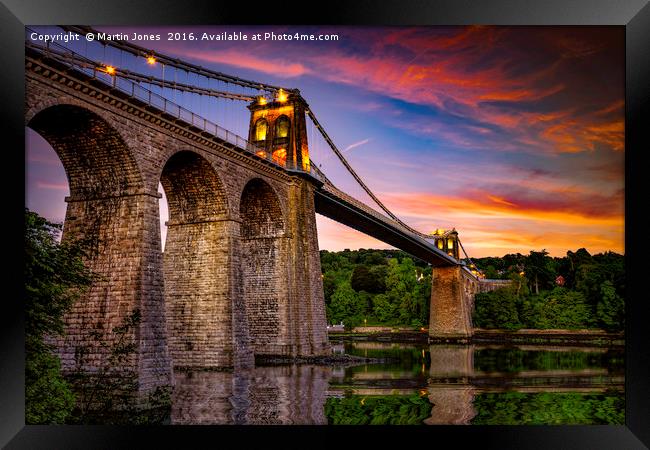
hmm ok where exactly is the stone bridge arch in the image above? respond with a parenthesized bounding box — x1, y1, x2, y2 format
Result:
(27, 103, 171, 392)
(28, 103, 144, 199)
(160, 150, 252, 369)
(26, 59, 330, 392)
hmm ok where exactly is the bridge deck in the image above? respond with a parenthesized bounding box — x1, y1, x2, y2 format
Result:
(315, 182, 458, 267)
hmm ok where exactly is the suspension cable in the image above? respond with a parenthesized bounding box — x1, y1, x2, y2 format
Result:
(304, 103, 427, 238)
(457, 238, 483, 274)
(60, 25, 292, 93)
(116, 69, 256, 101)
(26, 41, 256, 102)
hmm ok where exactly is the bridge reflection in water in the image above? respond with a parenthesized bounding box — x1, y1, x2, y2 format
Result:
(169, 342, 624, 425)
(172, 366, 331, 425)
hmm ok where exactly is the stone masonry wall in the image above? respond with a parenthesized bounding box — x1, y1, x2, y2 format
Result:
(240, 178, 290, 355)
(429, 266, 471, 338)
(430, 265, 513, 339)
(285, 179, 330, 356)
(26, 59, 330, 389)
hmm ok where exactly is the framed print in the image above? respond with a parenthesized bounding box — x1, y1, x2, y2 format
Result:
(2, 0, 649, 448)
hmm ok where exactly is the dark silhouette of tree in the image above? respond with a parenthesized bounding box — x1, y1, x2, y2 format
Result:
(524, 250, 555, 294)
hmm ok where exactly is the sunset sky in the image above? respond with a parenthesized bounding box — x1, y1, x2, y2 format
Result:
(25, 26, 625, 258)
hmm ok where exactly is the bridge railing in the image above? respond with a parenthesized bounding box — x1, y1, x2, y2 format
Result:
(320, 181, 460, 265)
(25, 32, 321, 180)
(321, 181, 439, 248)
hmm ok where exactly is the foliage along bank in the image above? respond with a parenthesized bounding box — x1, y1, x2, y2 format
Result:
(320, 248, 625, 332)
(321, 249, 431, 329)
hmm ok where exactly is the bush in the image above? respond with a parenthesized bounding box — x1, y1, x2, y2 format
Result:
(520, 287, 592, 329)
(25, 209, 95, 424)
(596, 281, 624, 331)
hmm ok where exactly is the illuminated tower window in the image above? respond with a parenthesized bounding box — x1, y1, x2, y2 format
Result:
(254, 118, 268, 141)
(437, 240, 444, 250)
(275, 115, 290, 139)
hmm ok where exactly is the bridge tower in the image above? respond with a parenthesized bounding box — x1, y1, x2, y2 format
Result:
(244, 90, 330, 358)
(430, 228, 460, 259)
(428, 229, 473, 341)
(248, 89, 310, 172)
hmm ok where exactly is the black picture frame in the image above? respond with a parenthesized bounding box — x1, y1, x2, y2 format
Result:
(2, 0, 648, 448)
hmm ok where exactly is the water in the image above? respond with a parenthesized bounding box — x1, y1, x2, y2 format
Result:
(170, 342, 624, 425)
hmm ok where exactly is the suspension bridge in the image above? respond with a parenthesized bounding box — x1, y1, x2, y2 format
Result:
(25, 26, 507, 394)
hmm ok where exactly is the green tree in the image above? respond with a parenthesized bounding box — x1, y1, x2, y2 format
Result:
(369, 265, 388, 293)
(524, 250, 555, 294)
(414, 270, 431, 326)
(508, 272, 530, 298)
(327, 281, 364, 328)
(473, 287, 522, 330)
(68, 309, 171, 424)
(564, 248, 594, 288)
(320, 250, 352, 272)
(521, 287, 592, 329)
(25, 209, 96, 424)
(384, 258, 418, 324)
(350, 265, 375, 293)
(571, 251, 624, 325)
(484, 265, 500, 279)
(502, 253, 526, 275)
(596, 280, 624, 331)
(372, 293, 397, 323)
(362, 251, 387, 266)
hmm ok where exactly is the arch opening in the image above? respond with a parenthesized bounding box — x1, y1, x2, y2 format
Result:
(25, 103, 168, 381)
(274, 115, 290, 140)
(28, 104, 143, 200)
(160, 151, 227, 224)
(25, 127, 69, 238)
(160, 150, 235, 368)
(272, 115, 291, 166)
(254, 118, 268, 143)
(240, 178, 284, 238)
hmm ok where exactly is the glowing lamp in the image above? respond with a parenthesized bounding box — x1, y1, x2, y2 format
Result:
(104, 65, 116, 75)
(146, 55, 157, 65)
(258, 96, 267, 105)
(276, 89, 288, 102)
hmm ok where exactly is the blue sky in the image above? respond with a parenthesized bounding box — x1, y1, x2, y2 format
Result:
(26, 25, 625, 257)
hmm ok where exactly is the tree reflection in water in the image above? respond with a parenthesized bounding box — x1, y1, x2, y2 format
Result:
(170, 342, 624, 425)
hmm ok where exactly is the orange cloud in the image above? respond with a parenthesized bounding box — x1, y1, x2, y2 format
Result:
(185, 50, 309, 78)
(369, 189, 623, 257)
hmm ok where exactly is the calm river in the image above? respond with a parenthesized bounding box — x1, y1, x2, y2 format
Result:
(170, 341, 624, 425)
